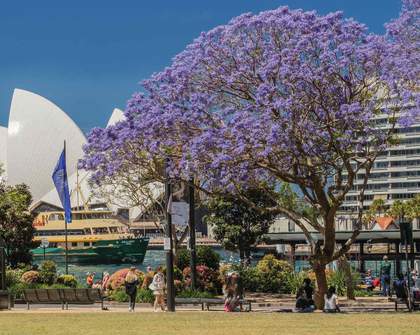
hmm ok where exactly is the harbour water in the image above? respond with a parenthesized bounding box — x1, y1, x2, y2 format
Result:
(47, 249, 242, 283)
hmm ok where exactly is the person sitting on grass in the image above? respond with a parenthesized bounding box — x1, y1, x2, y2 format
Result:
(323, 286, 340, 313)
(295, 287, 312, 312)
(302, 278, 315, 308)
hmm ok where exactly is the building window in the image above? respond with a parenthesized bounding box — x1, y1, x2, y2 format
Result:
(71, 242, 78, 247)
(288, 220, 295, 232)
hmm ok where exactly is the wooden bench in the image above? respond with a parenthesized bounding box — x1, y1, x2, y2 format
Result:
(389, 296, 420, 311)
(175, 298, 205, 310)
(202, 298, 253, 311)
(23, 288, 105, 310)
(174, 297, 253, 311)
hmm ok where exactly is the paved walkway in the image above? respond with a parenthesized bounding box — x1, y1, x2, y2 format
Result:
(2, 295, 409, 314)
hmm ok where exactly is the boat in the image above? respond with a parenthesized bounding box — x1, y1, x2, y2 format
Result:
(31, 210, 149, 264)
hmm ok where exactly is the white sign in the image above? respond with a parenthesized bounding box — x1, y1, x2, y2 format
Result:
(41, 238, 49, 248)
(163, 238, 171, 251)
(171, 201, 189, 227)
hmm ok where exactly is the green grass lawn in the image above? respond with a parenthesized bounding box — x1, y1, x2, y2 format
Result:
(0, 312, 419, 335)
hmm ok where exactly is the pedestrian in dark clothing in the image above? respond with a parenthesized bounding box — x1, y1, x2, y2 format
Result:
(303, 278, 315, 307)
(393, 273, 410, 310)
(124, 267, 139, 312)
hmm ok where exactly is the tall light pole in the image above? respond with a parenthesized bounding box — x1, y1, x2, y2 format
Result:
(188, 178, 197, 290)
(165, 160, 175, 312)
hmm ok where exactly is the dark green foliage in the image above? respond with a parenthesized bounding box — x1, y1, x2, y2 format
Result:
(182, 265, 222, 294)
(162, 265, 183, 281)
(0, 183, 36, 267)
(204, 187, 277, 263)
(176, 246, 220, 270)
(39, 260, 57, 285)
(110, 288, 155, 304)
(136, 288, 155, 303)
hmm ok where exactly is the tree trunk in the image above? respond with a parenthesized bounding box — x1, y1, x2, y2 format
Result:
(337, 255, 355, 300)
(313, 262, 327, 310)
(244, 248, 251, 267)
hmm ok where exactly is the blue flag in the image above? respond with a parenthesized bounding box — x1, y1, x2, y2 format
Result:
(52, 148, 72, 223)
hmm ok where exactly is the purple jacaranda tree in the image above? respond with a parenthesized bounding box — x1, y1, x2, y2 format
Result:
(81, 5, 419, 303)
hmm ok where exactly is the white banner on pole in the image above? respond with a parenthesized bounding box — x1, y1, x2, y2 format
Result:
(170, 201, 189, 227)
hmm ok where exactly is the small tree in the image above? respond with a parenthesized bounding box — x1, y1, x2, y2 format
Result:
(406, 194, 420, 229)
(363, 199, 387, 229)
(0, 183, 36, 267)
(205, 187, 277, 265)
(387, 200, 409, 224)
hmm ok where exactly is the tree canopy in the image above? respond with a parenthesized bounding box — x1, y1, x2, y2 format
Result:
(205, 186, 277, 264)
(0, 182, 36, 267)
(80, 3, 419, 299)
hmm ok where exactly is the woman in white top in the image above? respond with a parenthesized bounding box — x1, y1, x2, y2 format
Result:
(149, 266, 165, 312)
(323, 286, 340, 313)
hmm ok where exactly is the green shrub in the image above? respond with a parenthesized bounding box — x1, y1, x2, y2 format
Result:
(176, 246, 220, 270)
(231, 265, 260, 292)
(254, 255, 293, 293)
(183, 265, 222, 294)
(57, 274, 78, 288)
(39, 261, 57, 285)
(283, 271, 310, 295)
(109, 288, 155, 304)
(176, 289, 215, 299)
(6, 268, 25, 287)
(162, 266, 183, 281)
(354, 289, 375, 297)
(109, 289, 128, 302)
(136, 288, 154, 303)
(7, 282, 29, 299)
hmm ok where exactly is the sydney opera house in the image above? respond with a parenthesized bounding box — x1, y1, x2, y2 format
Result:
(0, 88, 128, 216)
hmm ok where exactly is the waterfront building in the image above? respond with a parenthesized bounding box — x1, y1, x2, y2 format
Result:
(337, 113, 420, 230)
(266, 114, 420, 275)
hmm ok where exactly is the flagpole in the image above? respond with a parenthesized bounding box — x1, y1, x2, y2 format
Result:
(165, 158, 175, 312)
(64, 140, 69, 275)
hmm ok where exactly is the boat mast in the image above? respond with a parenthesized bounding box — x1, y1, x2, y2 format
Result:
(76, 165, 80, 211)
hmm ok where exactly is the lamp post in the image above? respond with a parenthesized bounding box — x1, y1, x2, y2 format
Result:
(189, 178, 197, 290)
(0, 238, 5, 291)
(164, 160, 175, 312)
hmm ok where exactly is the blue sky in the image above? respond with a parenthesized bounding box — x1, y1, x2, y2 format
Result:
(0, 0, 402, 133)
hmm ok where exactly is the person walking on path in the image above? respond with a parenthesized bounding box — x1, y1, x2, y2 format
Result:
(149, 266, 165, 312)
(124, 267, 139, 312)
(380, 256, 392, 296)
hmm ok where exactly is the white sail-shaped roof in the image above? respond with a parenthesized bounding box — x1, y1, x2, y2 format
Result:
(37, 107, 125, 209)
(0, 126, 7, 177)
(7, 89, 87, 201)
(107, 108, 125, 127)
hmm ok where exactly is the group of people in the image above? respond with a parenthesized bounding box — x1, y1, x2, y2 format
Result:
(125, 266, 166, 312)
(364, 256, 419, 299)
(295, 278, 340, 313)
(86, 266, 166, 312)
